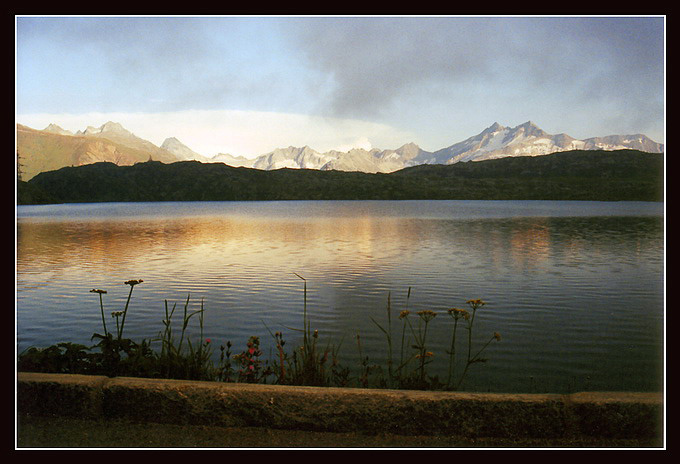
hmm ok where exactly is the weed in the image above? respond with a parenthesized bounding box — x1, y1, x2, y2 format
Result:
(18, 278, 502, 392)
(445, 299, 502, 391)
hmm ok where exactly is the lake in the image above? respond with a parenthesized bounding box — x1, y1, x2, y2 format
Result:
(16, 200, 665, 393)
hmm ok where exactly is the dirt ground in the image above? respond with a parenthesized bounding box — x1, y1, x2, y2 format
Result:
(15, 413, 663, 449)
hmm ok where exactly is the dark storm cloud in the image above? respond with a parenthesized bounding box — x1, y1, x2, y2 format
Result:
(284, 17, 506, 117)
(283, 16, 665, 120)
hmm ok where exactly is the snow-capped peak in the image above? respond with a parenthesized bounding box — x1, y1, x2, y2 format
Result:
(428, 121, 662, 165)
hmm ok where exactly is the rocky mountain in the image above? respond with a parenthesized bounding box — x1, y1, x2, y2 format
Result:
(74, 121, 179, 163)
(160, 137, 210, 162)
(211, 152, 256, 168)
(16, 123, 179, 181)
(413, 121, 664, 165)
(251, 146, 333, 170)
(580, 134, 664, 152)
(206, 143, 428, 173)
(208, 142, 433, 174)
(207, 121, 662, 171)
(43, 123, 74, 136)
(16, 120, 663, 181)
(321, 142, 427, 173)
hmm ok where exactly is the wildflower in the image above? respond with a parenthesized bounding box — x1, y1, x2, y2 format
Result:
(313, 329, 319, 339)
(416, 351, 434, 359)
(124, 279, 144, 287)
(111, 311, 124, 317)
(205, 338, 211, 344)
(90, 289, 107, 294)
(398, 310, 410, 320)
(274, 332, 286, 347)
(466, 299, 486, 309)
(494, 332, 502, 342)
(416, 310, 437, 322)
(447, 307, 470, 320)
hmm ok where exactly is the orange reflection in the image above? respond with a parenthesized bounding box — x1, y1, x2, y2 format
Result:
(508, 219, 551, 269)
(16, 214, 434, 281)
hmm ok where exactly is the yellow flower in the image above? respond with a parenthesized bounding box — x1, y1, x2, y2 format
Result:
(466, 299, 486, 309)
(494, 332, 502, 341)
(416, 310, 437, 322)
(398, 310, 410, 320)
(416, 351, 434, 359)
(447, 307, 470, 320)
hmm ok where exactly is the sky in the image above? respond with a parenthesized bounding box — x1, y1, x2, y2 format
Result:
(15, 15, 665, 159)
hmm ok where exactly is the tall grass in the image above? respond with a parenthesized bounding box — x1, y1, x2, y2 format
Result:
(265, 274, 348, 387)
(157, 294, 214, 381)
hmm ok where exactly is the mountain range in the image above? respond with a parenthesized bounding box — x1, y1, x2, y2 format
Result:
(16, 120, 664, 181)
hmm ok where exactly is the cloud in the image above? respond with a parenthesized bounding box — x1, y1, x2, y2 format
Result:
(283, 16, 665, 125)
(18, 17, 213, 71)
(15, 16, 665, 150)
(16, 17, 304, 114)
(283, 17, 497, 118)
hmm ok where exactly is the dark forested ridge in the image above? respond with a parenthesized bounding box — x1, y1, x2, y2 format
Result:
(17, 149, 664, 205)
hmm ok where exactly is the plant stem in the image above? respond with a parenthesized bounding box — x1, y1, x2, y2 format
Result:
(178, 294, 190, 352)
(294, 273, 308, 350)
(98, 293, 108, 337)
(447, 317, 460, 388)
(399, 320, 407, 381)
(419, 319, 431, 382)
(386, 292, 393, 382)
(118, 284, 136, 341)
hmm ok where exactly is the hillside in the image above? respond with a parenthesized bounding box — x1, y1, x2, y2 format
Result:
(16, 124, 180, 181)
(18, 149, 664, 205)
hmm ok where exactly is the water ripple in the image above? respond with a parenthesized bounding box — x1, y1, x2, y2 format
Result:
(16, 201, 664, 393)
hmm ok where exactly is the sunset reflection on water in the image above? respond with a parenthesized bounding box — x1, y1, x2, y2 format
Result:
(16, 201, 664, 393)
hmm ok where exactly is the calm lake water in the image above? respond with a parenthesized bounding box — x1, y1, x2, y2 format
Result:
(16, 200, 665, 393)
